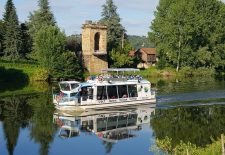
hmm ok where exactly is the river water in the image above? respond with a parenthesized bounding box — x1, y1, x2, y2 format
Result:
(0, 77, 225, 155)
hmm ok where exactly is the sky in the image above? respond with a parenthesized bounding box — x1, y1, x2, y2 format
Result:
(0, 0, 160, 36)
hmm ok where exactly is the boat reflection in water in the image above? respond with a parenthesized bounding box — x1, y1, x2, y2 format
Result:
(53, 104, 156, 142)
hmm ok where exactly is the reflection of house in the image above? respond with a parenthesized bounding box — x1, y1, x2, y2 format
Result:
(129, 48, 157, 69)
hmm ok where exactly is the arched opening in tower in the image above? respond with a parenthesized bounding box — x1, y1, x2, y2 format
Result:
(94, 32, 100, 52)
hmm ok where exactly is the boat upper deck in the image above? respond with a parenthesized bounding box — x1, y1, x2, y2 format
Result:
(85, 74, 150, 87)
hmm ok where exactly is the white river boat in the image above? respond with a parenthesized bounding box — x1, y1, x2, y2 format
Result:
(53, 68, 156, 111)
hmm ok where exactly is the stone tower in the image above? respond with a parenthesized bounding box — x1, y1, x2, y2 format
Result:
(82, 21, 108, 73)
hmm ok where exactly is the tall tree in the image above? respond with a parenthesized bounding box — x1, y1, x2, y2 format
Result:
(3, 0, 21, 60)
(100, 0, 125, 51)
(28, 0, 55, 38)
(0, 20, 4, 55)
(149, 0, 225, 72)
(20, 23, 32, 58)
(33, 25, 65, 74)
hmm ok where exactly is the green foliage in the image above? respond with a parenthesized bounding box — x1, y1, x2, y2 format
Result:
(65, 34, 82, 53)
(149, 0, 225, 72)
(152, 136, 223, 155)
(0, 93, 56, 155)
(139, 66, 176, 78)
(30, 68, 49, 81)
(0, 20, 4, 54)
(110, 49, 133, 68)
(28, 0, 55, 38)
(1, 96, 33, 155)
(20, 23, 32, 58)
(150, 105, 225, 151)
(179, 67, 215, 77)
(156, 57, 169, 69)
(52, 51, 82, 80)
(33, 26, 82, 79)
(28, 93, 56, 155)
(128, 35, 155, 50)
(110, 41, 134, 67)
(33, 25, 66, 73)
(3, 0, 21, 61)
(0, 58, 43, 82)
(100, 0, 125, 52)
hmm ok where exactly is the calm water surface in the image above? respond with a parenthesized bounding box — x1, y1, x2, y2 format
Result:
(1, 77, 225, 155)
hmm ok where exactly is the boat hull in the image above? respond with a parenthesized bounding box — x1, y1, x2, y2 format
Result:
(54, 98, 156, 111)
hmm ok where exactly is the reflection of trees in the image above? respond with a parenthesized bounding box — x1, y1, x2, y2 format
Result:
(156, 77, 225, 95)
(28, 92, 57, 155)
(151, 105, 225, 147)
(0, 96, 33, 155)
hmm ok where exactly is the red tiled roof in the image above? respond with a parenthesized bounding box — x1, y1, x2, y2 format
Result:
(129, 50, 135, 56)
(140, 48, 156, 55)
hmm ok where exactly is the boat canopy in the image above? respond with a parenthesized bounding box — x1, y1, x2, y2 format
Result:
(102, 68, 140, 73)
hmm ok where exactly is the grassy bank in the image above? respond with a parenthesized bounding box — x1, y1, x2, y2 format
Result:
(0, 60, 48, 81)
(0, 60, 217, 83)
(151, 136, 223, 155)
(0, 82, 49, 97)
(139, 66, 216, 78)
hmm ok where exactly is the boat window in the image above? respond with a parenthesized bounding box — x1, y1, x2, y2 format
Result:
(117, 115, 128, 128)
(60, 92, 68, 97)
(107, 116, 118, 130)
(128, 85, 138, 97)
(97, 118, 107, 132)
(128, 114, 137, 126)
(88, 88, 93, 100)
(60, 83, 70, 91)
(107, 85, 118, 99)
(97, 86, 107, 100)
(118, 85, 128, 98)
(80, 87, 88, 101)
(71, 83, 79, 90)
(70, 93, 77, 97)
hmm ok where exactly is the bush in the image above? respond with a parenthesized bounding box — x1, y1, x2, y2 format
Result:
(179, 67, 215, 77)
(156, 58, 167, 69)
(193, 67, 215, 77)
(151, 136, 223, 155)
(52, 51, 83, 80)
(179, 66, 193, 77)
(31, 68, 49, 81)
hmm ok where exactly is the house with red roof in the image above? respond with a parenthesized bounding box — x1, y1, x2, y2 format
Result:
(129, 48, 157, 68)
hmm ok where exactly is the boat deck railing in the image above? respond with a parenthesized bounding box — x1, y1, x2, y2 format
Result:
(88, 74, 143, 82)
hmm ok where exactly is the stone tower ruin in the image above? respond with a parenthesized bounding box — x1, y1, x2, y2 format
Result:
(82, 21, 108, 73)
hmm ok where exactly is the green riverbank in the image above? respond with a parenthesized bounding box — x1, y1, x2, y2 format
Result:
(0, 60, 49, 82)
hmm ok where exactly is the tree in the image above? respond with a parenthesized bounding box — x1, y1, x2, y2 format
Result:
(33, 25, 65, 74)
(128, 35, 155, 50)
(20, 23, 32, 58)
(3, 0, 21, 60)
(52, 51, 82, 79)
(65, 34, 82, 53)
(28, 0, 55, 38)
(0, 20, 4, 55)
(149, 0, 225, 72)
(100, 0, 125, 51)
(33, 26, 82, 79)
(110, 41, 134, 68)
